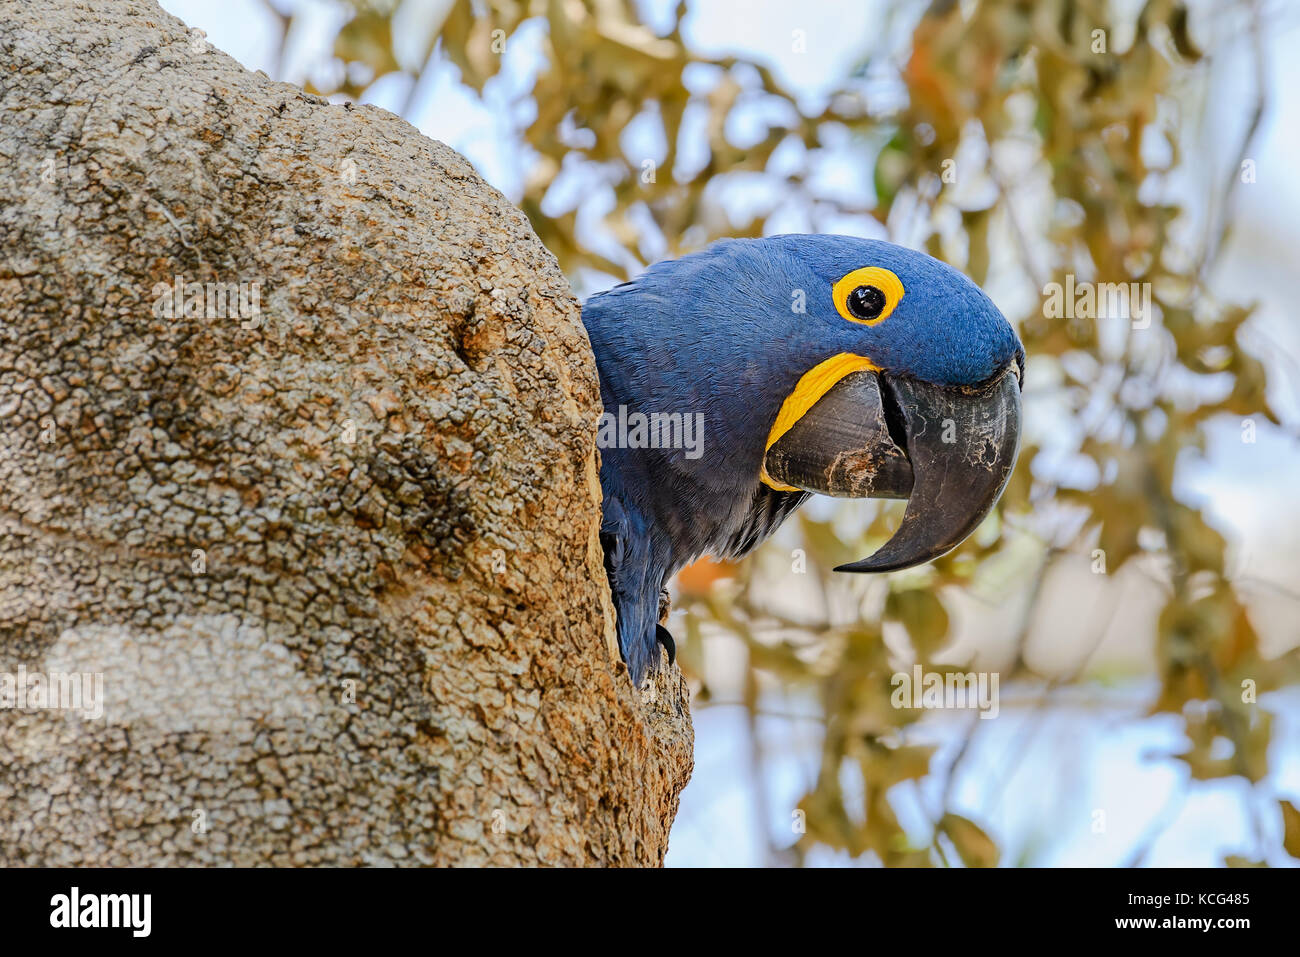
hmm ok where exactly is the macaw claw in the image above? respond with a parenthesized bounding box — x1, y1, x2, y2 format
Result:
(655, 624, 676, 667)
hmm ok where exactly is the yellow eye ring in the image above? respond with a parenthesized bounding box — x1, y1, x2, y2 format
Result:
(833, 267, 905, 326)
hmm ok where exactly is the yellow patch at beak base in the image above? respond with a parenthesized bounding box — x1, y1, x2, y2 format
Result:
(760, 353, 883, 491)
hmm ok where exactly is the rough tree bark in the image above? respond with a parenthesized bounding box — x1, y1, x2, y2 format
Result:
(0, 0, 692, 866)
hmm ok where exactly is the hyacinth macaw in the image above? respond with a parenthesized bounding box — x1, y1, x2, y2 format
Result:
(582, 236, 1024, 683)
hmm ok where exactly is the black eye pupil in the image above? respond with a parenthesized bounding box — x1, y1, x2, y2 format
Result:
(847, 285, 886, 321)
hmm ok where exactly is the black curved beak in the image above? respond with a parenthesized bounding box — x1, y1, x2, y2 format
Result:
(763, 366, 1021, 572)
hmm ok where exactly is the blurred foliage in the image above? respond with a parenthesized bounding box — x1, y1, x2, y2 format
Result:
(282, 0, 1300, 865)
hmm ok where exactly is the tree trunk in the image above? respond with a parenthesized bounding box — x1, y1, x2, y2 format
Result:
(0, 0, 691, 866)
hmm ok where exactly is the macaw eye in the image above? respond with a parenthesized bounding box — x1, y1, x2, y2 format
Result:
(846, 285, 886, 321)
(833, 266, 905, 326)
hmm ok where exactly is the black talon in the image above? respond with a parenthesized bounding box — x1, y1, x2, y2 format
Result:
(655, 624, 676, 667)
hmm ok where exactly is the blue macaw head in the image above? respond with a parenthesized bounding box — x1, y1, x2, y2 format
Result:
(583, 235, 1023, 682)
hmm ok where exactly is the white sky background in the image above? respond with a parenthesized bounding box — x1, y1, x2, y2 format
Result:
(161, 0, 1300, 867)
